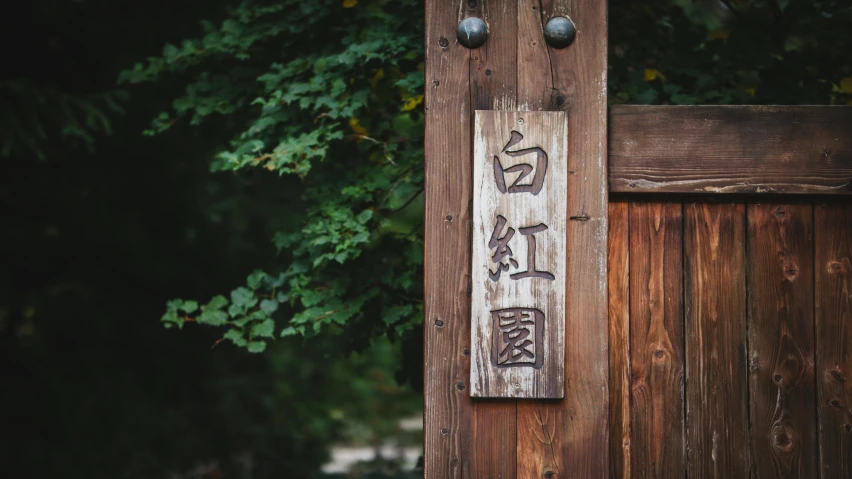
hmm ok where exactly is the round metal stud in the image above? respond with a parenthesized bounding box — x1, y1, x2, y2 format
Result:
(544, 16, 576, 49)
(456, 17, 488, 49)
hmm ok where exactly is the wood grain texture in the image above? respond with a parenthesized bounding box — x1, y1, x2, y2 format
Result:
(608, 200, 631, 479)
(684, 201, 750, 477)
(468, 0, 520, 474)
(514, 0, 570, 473)
(815, 201, 852, 479)
(746, 201, 816, 478)
(544, 0, 611, 476)
(471, 111, 568, 398)
(629, 201, 685, 477)
(423, 1, 474, 477)
(515, 0, 610, 476)
(609, 106, 852, 195)
(472, 400, 518, 479)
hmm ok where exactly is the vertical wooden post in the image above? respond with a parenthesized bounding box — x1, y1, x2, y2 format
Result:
(424, 2, 475, 477)
(424, 0, 609, 476)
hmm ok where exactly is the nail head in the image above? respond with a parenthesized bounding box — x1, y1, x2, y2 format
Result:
(456, 17, 488, 49)
(544, 16, 576, 49)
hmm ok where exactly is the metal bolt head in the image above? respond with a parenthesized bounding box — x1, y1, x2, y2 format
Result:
(544, 16, 576, 49)
(456, 17, 488, 49)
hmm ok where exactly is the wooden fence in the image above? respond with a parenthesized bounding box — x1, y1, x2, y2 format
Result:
(609, 197, 852, 477)
(422, 0, 852, 477)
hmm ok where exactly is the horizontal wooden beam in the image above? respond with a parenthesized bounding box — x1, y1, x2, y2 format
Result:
(609, 105, 852, 195)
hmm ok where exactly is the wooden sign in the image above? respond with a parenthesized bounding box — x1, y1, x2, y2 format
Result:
(470, 110, 567, 399)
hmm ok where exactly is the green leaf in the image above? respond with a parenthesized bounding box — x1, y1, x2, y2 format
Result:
(231, 287, 257, 308)
(357, 209, 373, 223)
(279, 326, 298, 337)
(246, 270, 266, 289)
(247, 341, 267, 353)
(160, 310, 183, 330)
(205, 295, 228, 311)
(231, 316, 252, 328)
(180, 300, 198, 314)
(260, 299, 279, 314)
(223, 328, 247, 347)
(198, 309, 228, 326)
(250, 319, 275, 338)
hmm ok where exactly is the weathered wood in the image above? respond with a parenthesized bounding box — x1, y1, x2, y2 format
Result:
(550, 0, 610, 476)
(469, 0, 519, 474)
(684, 201, 750, 477)
(747, 201, 816, 477)
(609, 106, 852, 195)
(629, 200, 685, 477)
(815, 201, 852, 479)
(608, 199, 631, 479)
(514, 0, 610, 476)
(423, 2, 474, 476)
(473, 400, 517, 479)
(470, 0, 518, 112)
(471, 111, 568, 398)
(514, 0, 568, 472)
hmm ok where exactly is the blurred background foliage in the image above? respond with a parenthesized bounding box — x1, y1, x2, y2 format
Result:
(0, 0, 849, 477)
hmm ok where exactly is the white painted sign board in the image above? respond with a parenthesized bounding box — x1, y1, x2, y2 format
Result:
(470, 110, 567, 399)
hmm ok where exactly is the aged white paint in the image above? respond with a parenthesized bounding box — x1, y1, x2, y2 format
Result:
(470, 110, 567, 399)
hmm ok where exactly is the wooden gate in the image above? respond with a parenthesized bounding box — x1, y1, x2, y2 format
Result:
(423, 2, 852, 478)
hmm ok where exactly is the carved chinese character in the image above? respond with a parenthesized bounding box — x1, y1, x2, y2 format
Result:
(487, 217, 554, 282)
(510, 224, 555, 281)
(491, 308, 544, 369)
(493, 131, 548, 195)
(487, 215, 518, 281)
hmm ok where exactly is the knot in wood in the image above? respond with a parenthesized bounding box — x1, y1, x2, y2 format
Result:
(828, 259, 850, 275)
(773, 431, 793, 452)
(827, 369, 846, 383)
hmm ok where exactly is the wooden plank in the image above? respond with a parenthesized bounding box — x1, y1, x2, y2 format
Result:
(513, 1, 611, 476)
(684, 201, 750, 477)
(747, 201, 817, 477)
(472, 400, 517, 479)
(815, 201, 852, 479)
(608, 199, 631, 479)
(468, 0, 519, 475)
(609, 105, 852, 195)
(514, 0, 567, 474)
(552, 1, 609, 475)
(514, 0, 609, 476)
(471, 111, 568, 398)
(423, 1, 474, 476)
(629, 200, 685, 477)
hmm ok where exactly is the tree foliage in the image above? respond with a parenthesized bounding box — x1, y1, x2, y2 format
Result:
(122, 0, 852, 353)
(122, 0, 425, 350)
